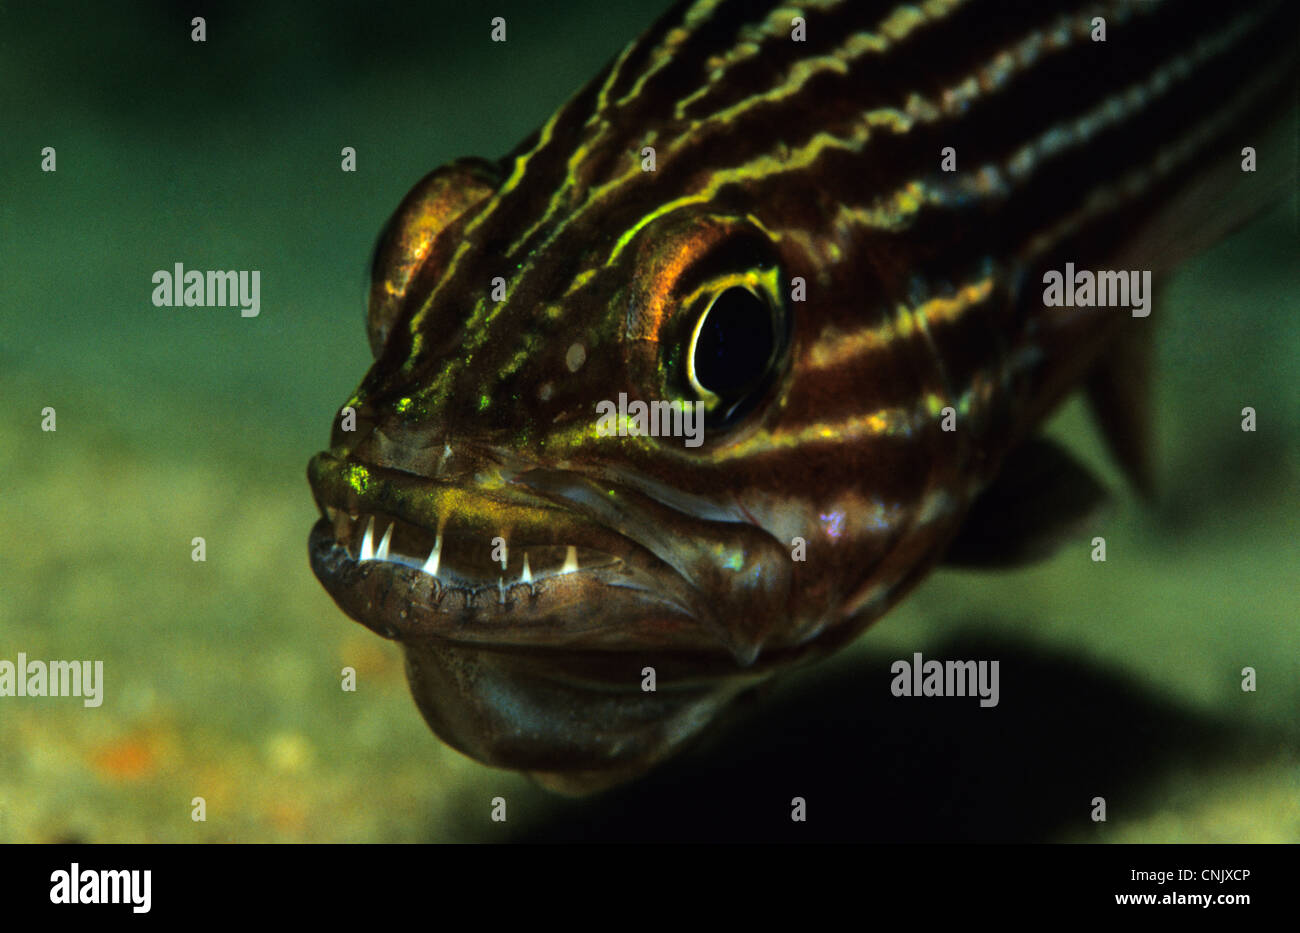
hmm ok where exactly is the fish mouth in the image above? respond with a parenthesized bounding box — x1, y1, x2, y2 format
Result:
(307, 449, 797, 788)
(306, 451, 790, 661)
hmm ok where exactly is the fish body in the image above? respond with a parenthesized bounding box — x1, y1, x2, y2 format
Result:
(308, 0, 1298, 791)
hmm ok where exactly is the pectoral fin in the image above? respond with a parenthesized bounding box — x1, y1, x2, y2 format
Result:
(943, 437, 1110, 568)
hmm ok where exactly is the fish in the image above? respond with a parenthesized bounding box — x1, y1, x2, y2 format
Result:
(307, 0, 1298, 793)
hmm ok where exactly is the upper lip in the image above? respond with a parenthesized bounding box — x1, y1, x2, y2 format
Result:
(307, 451, 674, 582)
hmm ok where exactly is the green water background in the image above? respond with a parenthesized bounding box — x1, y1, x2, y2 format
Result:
(1, 1, 1296, 841)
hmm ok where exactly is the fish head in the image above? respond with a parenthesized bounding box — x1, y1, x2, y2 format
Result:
(307, 136, 951, 791)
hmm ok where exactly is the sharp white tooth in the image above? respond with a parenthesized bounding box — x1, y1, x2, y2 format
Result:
(560, 545, 578, 574)
(359, 516, 375, 561)
(520, 553, 532, 585)
(421, 534, 442, 577)
(376, 522, 393, 561)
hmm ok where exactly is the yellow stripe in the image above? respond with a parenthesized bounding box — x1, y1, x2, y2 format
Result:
(803, 275, 996, 372)
(674, 0, 969, 122)
(1021, 50, 1296, 265)
(612, 0, 728, 108)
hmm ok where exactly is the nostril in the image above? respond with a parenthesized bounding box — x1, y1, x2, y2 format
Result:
(329, 402, 379, 450)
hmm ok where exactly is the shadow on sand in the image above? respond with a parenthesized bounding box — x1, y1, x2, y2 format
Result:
(507, 626, 1257, 842)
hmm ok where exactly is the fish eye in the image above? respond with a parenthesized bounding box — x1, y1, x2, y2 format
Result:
(686, 284, 779, 427)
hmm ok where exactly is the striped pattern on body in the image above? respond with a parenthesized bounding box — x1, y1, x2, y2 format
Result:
(349, 0, 1297, 643)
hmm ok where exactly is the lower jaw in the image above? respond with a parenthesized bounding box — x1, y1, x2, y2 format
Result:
(400, 637, 772, 794)
(308, 519, 806, 789)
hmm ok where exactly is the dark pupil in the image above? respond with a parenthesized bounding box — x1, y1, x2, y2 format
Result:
(693, 287, 774, 398)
